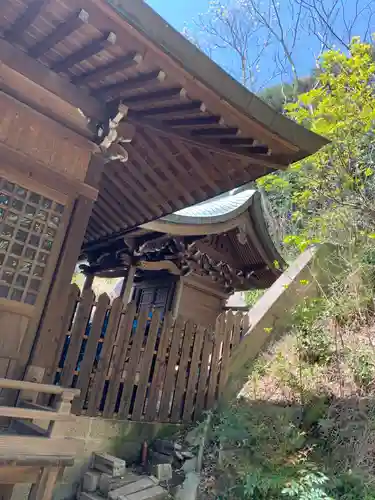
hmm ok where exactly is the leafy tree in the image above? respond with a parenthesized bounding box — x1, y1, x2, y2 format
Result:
(257, 38, 375, 251)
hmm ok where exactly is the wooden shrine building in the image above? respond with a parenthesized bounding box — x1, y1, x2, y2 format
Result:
(81, 188, 286, 325)
(0, 0, 327, 400)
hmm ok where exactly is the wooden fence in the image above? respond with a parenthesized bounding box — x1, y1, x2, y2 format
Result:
(48, 284, 249, 423)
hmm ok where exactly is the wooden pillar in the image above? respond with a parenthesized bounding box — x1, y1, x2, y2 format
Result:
(121, 266, 136, 305)
(22, 155, 104, 383)
(0, 92, 102, 384)
(83, 273, 94, 291)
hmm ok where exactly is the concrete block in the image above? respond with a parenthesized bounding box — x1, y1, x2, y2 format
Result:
(175, 472, 200, 500)
(182, 458, 197, 474)
(82, 471, 101, 493)
(109, 477, 159, 500)
(122, 486, 168, 500)
(149, 451, 174, 465)
(89, 418, 123, 440)
(79, 493, 103, 500)
(99, 472, 141, 496)
(92, 452, 126, 477)
(151, 463, 172, 482)
(153, 439, 180, 455)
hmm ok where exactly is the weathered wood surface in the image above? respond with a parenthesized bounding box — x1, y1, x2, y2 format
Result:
(52, 284, 247, 422)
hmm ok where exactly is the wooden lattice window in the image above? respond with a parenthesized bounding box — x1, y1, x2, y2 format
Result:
(0, 177, 65, 305)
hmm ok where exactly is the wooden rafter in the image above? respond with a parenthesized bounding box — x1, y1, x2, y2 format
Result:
(136, 130, 202, 204)
(100, 172, 153, 220)
(163, 116, 224, 129)
(52, 32, 117, 73)
(131, 101, 206, 119)
(4, 0, 46, 43)
(0, 38, 106, 121)
(28, 10, 90, 59)
(126, 142, 181, 211)
(72, 52, 143, 86)
(96, 70, 167, 100)
(119, 87, 189, 108)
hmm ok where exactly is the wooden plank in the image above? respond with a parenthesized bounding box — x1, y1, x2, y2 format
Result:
(139, 129, 205, 201)
(102, 302, 136, 418)
(73, 52, 142, 86)
(0, 466, 41, 484)
(158, 317, 185, 422)
(28, 466, 59, 500)
(29, 10, 90, 59)
(218, 311, 234, 397)
(0, 407, 73, 422)
(0, 38, 105, 122)
(52, 32, 117, 73)
(4, 0, 46, 43)
(182, 325, 205, 422)
(231, 312, 243, 351)
(124, 143, 174, 213)
(60, 289, 94, 388)
(31, 193, 96, 374)
(72, 293, 110, 414)
(0, 436, 77, 457)
(131, 132, 195, 206)
(118, 309, 149, 418)
(144, 314, 172, 421)
(0, 485, 14, 500)
(206, 314, 225, 409)
(132, 310, 161, 420)
(0, 379, 79, 397)
(86, 296, 123, 416)
(170, 320, 196, 423)
(96, 70, 166, 100)
(194, 328, 214, 420)
(48, 284, 80, 383)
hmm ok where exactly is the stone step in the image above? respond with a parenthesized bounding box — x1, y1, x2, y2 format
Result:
(79, 492, 104, 500)
(99, 472, 141, 496)
(108, 477, 159, 500)
(92, 452, 126, 477)
(121, 486, 168, 500)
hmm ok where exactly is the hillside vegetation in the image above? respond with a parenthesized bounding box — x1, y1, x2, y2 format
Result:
(197, 39, 375, 500)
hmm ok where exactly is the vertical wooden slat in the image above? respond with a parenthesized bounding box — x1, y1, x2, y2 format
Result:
(72, 293, 110, 415)
(158, 317, 185, 422)
(144, 314, 173, 422)
(182, 325, 205, 422)
(118, 309, 149, 418)
(86, 296, 123, 416)
(218, 311, 234, 397)
(60, 288, 94, 387)
(170, 320, 196, 423)
(48, 283, 80, 382)
(132, 310, 161, 420)
(231, 312, 243, 350)
(242, 314, 250, 341)
(194, 328, 214, 420)
(206, 314, 225, 409)
(103, 302, 136, 418)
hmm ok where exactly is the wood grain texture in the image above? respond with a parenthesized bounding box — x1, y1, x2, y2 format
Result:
(182, 325, 205, 422)
(144, 314, 173, 421)
(170, 320, 196, 423)
(86, 296, 123, 416)
(103, 302, 136, 418)
(132, 310, 161, 420)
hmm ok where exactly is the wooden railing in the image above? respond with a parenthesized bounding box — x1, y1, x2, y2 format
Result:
(0, 378, 80, 500)
(48, 284, 249, 423)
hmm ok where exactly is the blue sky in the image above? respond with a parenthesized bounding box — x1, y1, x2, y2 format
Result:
(147, 0, 207, 31)
(146, 1, 374, 90)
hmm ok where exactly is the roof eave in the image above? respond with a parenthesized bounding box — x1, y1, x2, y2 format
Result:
(107, 0, 328, 157)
